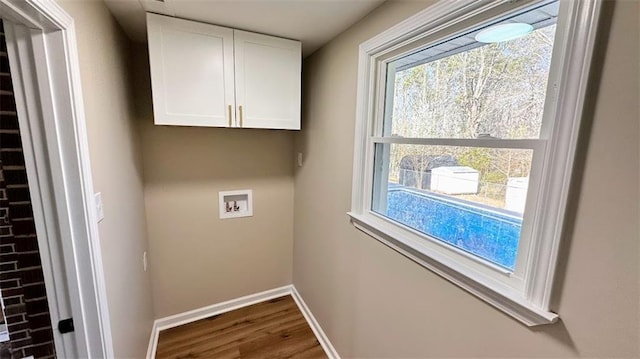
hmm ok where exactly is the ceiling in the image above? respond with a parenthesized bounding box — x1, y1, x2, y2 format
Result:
(394, 0, 559, 71)
(103, 0, 386, 57)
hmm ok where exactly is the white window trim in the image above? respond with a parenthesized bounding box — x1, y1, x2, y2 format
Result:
(349, 0, 602, 326)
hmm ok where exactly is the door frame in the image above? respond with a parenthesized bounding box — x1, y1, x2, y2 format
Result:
(0, 0, 112, 357)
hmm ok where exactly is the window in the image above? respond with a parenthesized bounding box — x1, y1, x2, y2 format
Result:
(350, 0, 602, 325)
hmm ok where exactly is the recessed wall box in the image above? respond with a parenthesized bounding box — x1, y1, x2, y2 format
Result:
(219, 189, 253, 219)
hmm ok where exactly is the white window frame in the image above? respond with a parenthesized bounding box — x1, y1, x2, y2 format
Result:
(349, 0, 602, 326)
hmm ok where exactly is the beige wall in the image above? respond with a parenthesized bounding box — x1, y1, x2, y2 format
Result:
(294, 0, 639, 357)
(56, 1, 155, 358)
(132, 46, 295, 318)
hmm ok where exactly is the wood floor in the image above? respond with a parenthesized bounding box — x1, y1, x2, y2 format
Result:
(155, 295, 328, 359)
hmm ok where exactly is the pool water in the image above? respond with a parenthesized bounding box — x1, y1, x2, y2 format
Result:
(384, 186, 522, 270)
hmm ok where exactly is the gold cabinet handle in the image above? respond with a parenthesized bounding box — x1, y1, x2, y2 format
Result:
(239, 105, 244, 127)
(228, 105, 232, 127)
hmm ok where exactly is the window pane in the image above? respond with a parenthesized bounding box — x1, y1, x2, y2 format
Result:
(372, 143, 534, 270)
(383, 23, 557, 140)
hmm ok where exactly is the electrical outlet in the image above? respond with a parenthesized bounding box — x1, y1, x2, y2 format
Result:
(297, 152, 303, 167)
(143, 251, 148, 272)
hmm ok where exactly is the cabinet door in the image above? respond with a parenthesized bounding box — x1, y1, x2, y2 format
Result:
(233, 30, 301, 130)
(147, 13, 235, 127)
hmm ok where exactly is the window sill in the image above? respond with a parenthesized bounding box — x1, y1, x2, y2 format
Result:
(347, 211, 559, 326)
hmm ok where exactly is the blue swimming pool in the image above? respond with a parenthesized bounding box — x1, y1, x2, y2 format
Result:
(384, 186, 522, 270)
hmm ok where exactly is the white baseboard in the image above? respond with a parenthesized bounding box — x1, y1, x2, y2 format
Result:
(146, 285, 339, 359)
(146, 320, 159, 359)
(290, 286, 340, 359)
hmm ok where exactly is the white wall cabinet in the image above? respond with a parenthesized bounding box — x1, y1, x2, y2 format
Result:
(147, 13, 301, 130)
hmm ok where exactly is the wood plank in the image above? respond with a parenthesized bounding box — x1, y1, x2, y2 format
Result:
(158, 297, 296, 348)
(239, 322, 323, 359)
(157, 302, 304, 355)
(156, 295, 328, 359)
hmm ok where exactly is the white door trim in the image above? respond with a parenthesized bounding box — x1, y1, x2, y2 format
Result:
(0, 0, 112, 357)
(5, 22, 77, 357)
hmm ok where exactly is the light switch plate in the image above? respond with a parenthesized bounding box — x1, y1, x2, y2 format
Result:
(143, 251, 148, 272)
(94, 192, 104, 223)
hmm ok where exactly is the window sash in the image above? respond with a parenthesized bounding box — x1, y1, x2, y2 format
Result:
(367, 6, 553, 282)
(367, 139, 547, 279)
(370, 137, 546, 151)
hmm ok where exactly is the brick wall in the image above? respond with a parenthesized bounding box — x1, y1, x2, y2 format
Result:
(0, 22, 56, 359)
